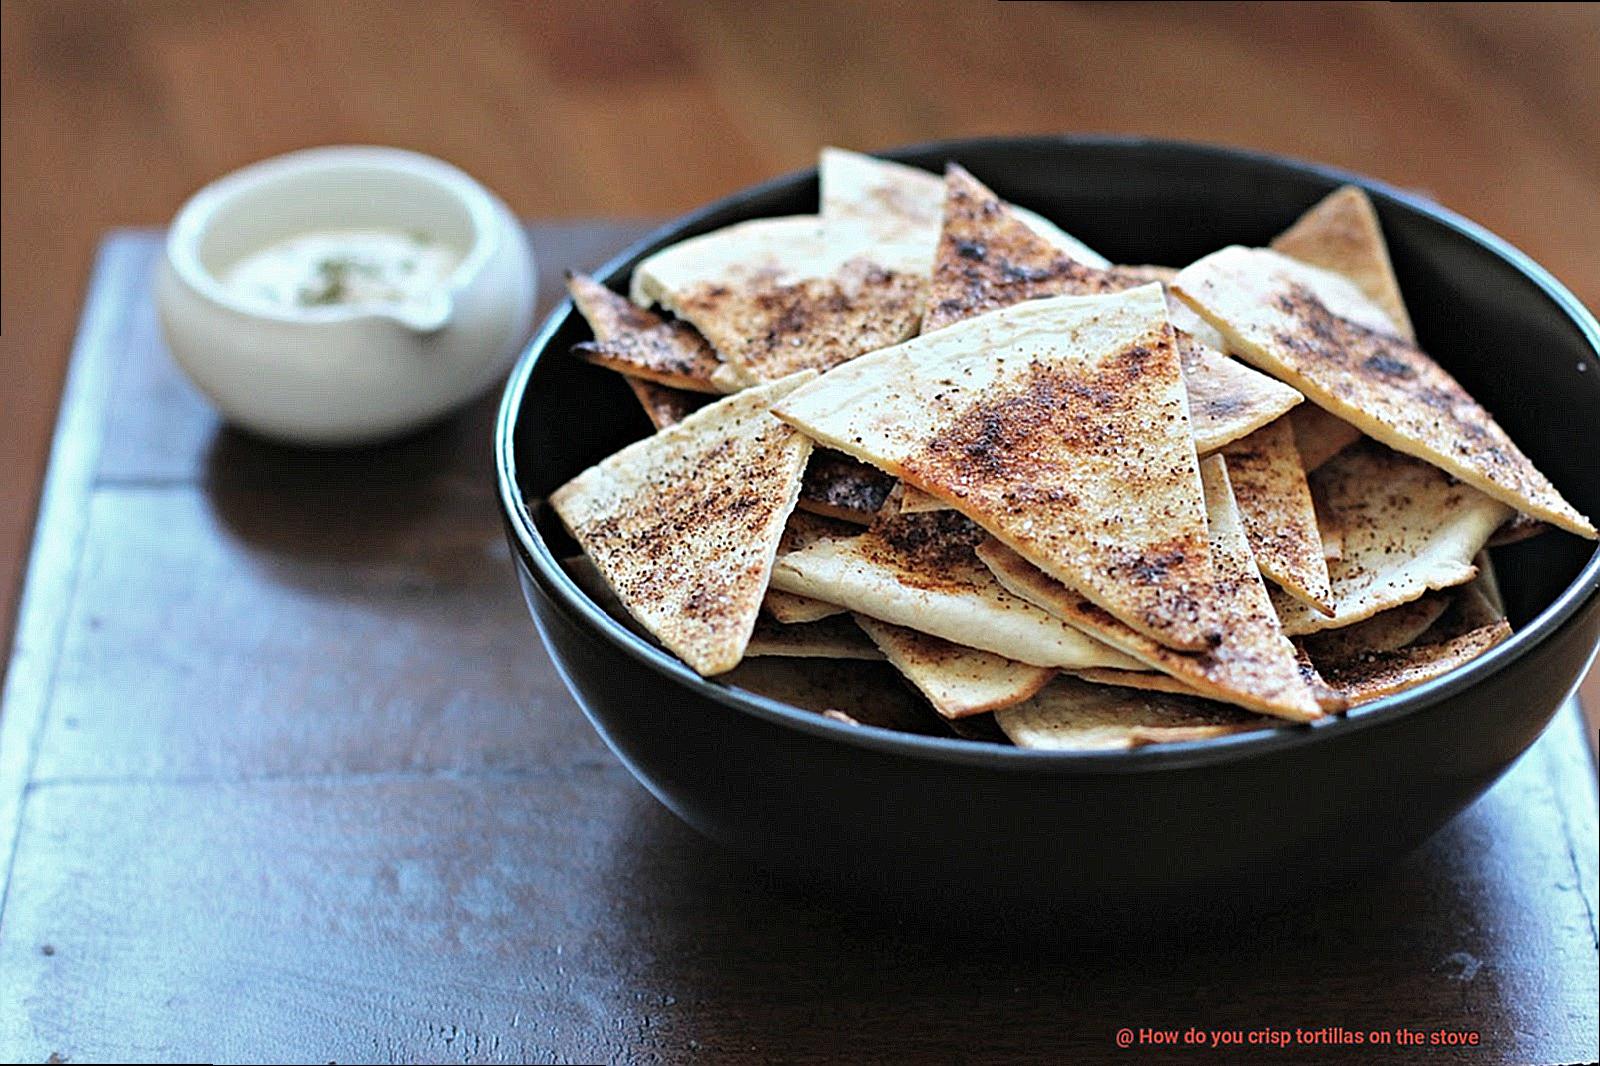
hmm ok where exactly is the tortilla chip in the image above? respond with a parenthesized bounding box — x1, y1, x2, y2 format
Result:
(1301, 594, 1450, 662)
(566, 273, 722, 393)
(1317, 621, 1512, 706)
(768, 509, 1141, 670)
(894, 484, 949, 514)
(978, 456, 1322, 721)
(1270, 441, 1512, 636)
(1414, 568, 1506, 645)
(1270, 185, 1415, 341)
(1221, 417, 1334, 613)
(797, 448, 896, 524)
(623, 375, 712, 430)
(550, 374, 816, 675)
(763, 589, 844, 624)
(1292, 644, 1351, 713)
(1177, 328, 1305, 454)
(854, 614, 1056, 718)
(818, 147, 1110, 267)
(1288, 402, 1363, 472)
(922, 165, 1157, 333)
(631, 215, 927, 383)
(1473, 551, 1506, 615)
(995, 676, 1276, 751)
(1173, 246, 1594, 538)
(720, 658, 939, 733)
(1069, 668, 1205, 697)
(776, 286, 1224, 652)
(746, 614, 882, 660)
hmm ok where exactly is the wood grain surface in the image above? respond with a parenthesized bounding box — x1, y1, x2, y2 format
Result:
(4, 0, 1599, 730)
(0, 226, 1593, 1065)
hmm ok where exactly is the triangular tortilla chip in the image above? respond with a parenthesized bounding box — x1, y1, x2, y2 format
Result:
(768, 509, 1141, 670)
(923, 166, 1300, 454)
(630, 215, 928, 383)
(922, 164, 1155, 333)
(854, 614, 1056, 718)
(1220, 416, 1334, 613)
(1270, 441, 1512, 635)
(761, 510, 855, 622)
(720, 658, 938, 733)
(1289, 403, 1363, 471)
(1173, 246, 1594, 537)
(818, 148, 1111, 267)
(763, 589, 844, 624)
(1069, 668, 1204, 697)
(995, 677, 1276, 751)
(746, 614, 881, 660)
(550, 374, 816, 675)
(1270, 185, 1415, 341)
(1414, 569, 1506, 645)
(1300, 593, 1449, 663)
(1316, 621, 1511, 706)
(797, 449, 895, 524)
(623, 375, 711, 430)
(776, 286, 1224, 651)
(566, 273, 723, 392)
(978, 456, 1322, 721)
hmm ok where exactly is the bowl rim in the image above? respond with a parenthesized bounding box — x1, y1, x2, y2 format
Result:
(495, 134, 1600, 774)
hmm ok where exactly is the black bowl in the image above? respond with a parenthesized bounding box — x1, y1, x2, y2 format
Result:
(496, 137, 1600, 919)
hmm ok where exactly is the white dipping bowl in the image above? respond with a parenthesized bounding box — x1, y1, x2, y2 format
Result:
(157, 146, 537, 446)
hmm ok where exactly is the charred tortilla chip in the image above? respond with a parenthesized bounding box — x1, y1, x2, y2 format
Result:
(995, 676, 1277, 751)
(855, 614, 1056, 718)
(631, 215, 927, 383)
(1316, 621, 1511, 706)
(798, 449, 896, 524)
(1270, 441, 1512, 635)
(567, 273, 722, 392)
(550, 374, 816, 676)
(1173, 246, 1594, 537)
(1270, 185, 1415, 340)
(746, 614, 882, 660)
(769, 509, 1142, 670)
(1221, 417, 1334, 613)
(776, 286, 1224, 652)
(978, 456, 1322, 721)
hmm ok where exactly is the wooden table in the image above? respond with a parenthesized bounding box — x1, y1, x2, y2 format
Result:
(0, 225, 1594, 1065)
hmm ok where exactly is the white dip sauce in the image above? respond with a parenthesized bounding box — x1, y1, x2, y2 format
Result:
(222, 229, 462, 311)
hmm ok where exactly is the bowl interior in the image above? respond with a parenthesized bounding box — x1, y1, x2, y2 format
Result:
(503, 137, 1600, 739)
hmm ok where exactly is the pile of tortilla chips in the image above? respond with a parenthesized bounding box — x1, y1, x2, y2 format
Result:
(546, 148, 1594, 750)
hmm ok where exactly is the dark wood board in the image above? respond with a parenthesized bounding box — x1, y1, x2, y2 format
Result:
(0, 228, 1594, 1065)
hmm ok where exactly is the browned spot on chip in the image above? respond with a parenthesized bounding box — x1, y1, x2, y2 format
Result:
(623, 376, 712, 430)
(1316, 620, 1512, 706)
(567, 273, 724, 392)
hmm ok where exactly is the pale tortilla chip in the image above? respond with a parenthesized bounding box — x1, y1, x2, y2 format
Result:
(776, 286, 1224, 652)
(1069, 668, 1204, 697)
(720, 658, 938, 733)
(746, 614, 882, 660)
(854, 614, 1056, 718)
(995, 677, 1276, 751)
(1301, 593, 1450, 662)
(1270, 185, 1415, 341)
(1316, 621, 1512, 706)
(567, 273, 722, 392)
(978, 456, 1322, 721)
(630, 215, 928, 384)
(1221, 417, 1334, 613)
(1173, 246, 1594, 538)
(768, 509, 1141, 670)
(818, 147, 1110, 267)
(1288, 402, 1363, 472)
(797, 449, 895, 524)
(763, 589, 845, 624)
(550, 374, 816, 675)
(1269, 441, 1512, 635)
(623, 375, 711, 430)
